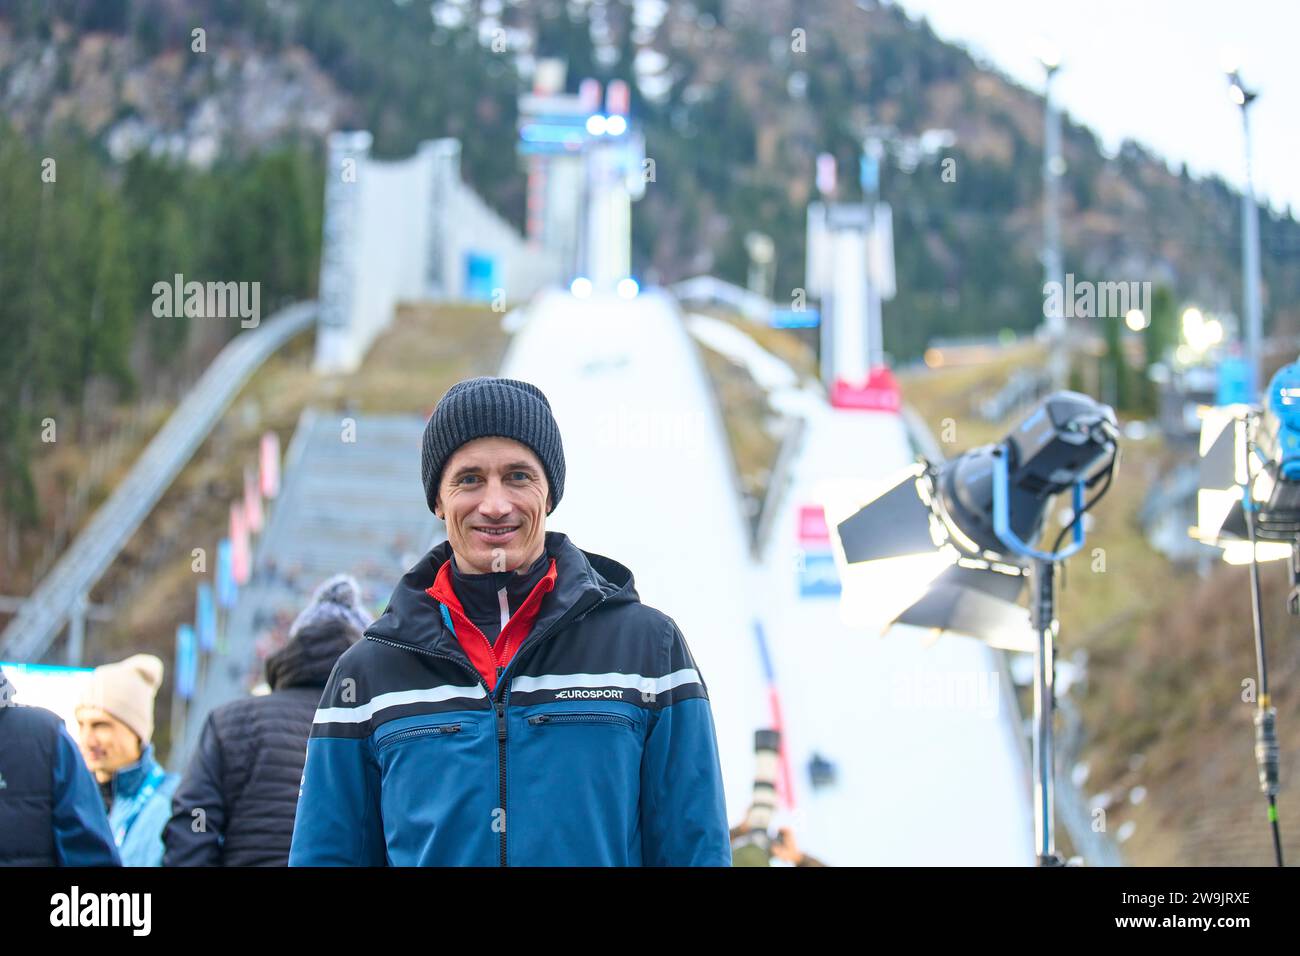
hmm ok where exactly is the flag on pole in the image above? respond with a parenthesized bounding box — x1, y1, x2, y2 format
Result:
(230, 502, 250, 586)
(260, 431, 281, 499)
(244, 465, 263, 535)
(578, 77, 601, 112)
(216, 539, 237, 609)
(605, 79, 630, 116)
(176, 624, 197, 700)
(196, 581, 217, 653)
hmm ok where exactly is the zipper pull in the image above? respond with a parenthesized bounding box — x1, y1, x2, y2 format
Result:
(497, 702, 506, 739)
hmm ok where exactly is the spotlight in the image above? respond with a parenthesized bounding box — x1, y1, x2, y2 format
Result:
(828, 390, 1120, 865)
(835, 392, 1118, 569)
(570, 276, 593, 299)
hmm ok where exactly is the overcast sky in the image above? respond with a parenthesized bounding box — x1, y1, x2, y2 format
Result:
(892, 0, 1299, 217)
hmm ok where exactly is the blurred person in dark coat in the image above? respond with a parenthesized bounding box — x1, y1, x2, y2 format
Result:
(0, 669, 121, 866)
(163, 575, 372, 866)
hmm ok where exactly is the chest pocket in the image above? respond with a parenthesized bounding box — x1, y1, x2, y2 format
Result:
(377, 719, 473, 752)
(374, 723, 480, 759)
(525, 710, 637, 731)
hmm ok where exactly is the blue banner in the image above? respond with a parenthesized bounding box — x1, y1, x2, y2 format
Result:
(772, 307, 820, 329)
(175, 624, 197, 700)
(1217, 356, 1255, 406)
(798, 551, 841, 598)
(216, 539, 237, 609)
(464, 252, 499, 302)
(196, 582, 217, 653)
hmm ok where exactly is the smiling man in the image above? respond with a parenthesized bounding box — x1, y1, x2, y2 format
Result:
(289, 376, 730, 866)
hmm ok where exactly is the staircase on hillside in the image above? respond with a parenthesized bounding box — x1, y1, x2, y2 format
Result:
(180, 407, 441, 762)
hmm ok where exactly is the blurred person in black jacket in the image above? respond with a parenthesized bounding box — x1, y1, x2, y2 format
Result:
(163, 575, 372, 866)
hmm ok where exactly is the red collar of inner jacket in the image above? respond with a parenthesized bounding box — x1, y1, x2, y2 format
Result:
(427, 555, 558, 693)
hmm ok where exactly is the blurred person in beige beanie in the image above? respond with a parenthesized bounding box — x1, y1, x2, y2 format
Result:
(75, 653, 179, 866)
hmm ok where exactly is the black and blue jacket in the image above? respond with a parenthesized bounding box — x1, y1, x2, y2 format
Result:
(289, 531, 731, 866)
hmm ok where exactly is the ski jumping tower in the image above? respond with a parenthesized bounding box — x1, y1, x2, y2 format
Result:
(805, 150, 898, 410)
(517, 62, 645, 292)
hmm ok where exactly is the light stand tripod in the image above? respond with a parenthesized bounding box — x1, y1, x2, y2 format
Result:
(1243, 418, 1285, 867)
(994, 450, 1095, 866)
(1028, 557, 1067, 866)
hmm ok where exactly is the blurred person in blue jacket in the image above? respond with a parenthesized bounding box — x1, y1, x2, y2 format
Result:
(0, 669, 120, 866)
(290, 377, 730, 866)
(75, 654, 179, 867)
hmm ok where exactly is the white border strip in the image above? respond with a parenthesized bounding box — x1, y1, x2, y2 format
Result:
(314, 683, 487, 725)
(510, 668, 701, 696)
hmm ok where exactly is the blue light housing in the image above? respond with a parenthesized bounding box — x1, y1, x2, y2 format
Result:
(1268, 362, 1300, 479)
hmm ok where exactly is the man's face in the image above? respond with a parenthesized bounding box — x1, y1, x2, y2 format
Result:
(76, 707, 142, 782)
(434, 436, 550, 574)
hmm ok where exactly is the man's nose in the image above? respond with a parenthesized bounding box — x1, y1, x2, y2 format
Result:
(478, 478, 513, 515)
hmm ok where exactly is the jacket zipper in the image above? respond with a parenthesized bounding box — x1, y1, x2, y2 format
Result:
(367, 589, 607, 867)
(496, 697, 507, 865)
(527, 712, 635, 729)
(487, 591, 606, 866)
(378, 722, 463, 751)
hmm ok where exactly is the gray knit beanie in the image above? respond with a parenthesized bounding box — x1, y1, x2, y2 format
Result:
(421, 377, 566, 516)
(288, 574, 374, 641)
